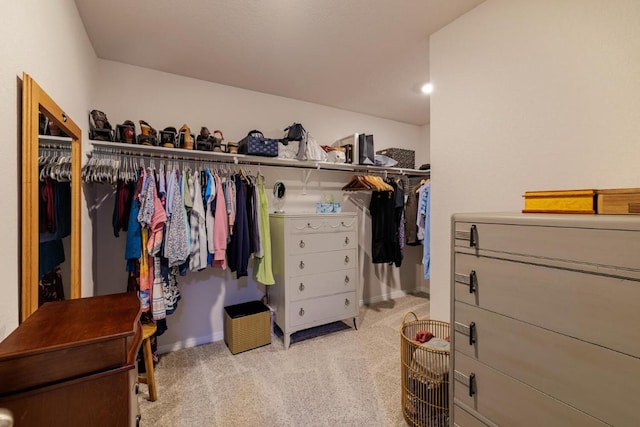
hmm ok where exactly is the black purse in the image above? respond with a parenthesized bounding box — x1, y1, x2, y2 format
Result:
(283, 123, 305, 143)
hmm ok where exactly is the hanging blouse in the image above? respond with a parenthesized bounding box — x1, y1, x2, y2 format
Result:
(254, 176, 274, 285)
(189, 171, 208, 271)
(212, 173, 229, 269)
(166, 169, 190, 267)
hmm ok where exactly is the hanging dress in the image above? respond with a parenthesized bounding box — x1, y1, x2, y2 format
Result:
(254, 175, 275, 285)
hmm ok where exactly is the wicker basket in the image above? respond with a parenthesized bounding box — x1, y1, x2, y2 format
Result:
(400, 312, 450, 427)
(224, 301, 271, 355)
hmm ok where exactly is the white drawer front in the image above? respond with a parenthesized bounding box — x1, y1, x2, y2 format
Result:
(288, 231, 356, 254)
(287, 249, 356, 277)
(454, 302, 640, 427)
(288, 269, 356, 302)
(454, 253, 640, 358)
(288, 215, 357, 234)
(289, 292, 357, 328)
(454, 352, 607, 427)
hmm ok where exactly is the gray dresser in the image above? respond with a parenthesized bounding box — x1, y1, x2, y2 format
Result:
(270, 213, 359, 349)
(451, 213, 640, 427)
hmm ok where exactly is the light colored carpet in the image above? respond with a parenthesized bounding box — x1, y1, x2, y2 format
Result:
(139, 293, 430, 427)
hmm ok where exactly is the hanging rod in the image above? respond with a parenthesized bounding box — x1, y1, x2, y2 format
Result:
(39, 135, 72, 150)
(89, 140, 430, 177)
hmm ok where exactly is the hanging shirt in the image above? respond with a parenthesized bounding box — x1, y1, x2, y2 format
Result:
(189, 171, 208, 271)
(227, 174, 250, 278)
(420, 182, 431, 279)
(212, 173, 229, 269)
(254, 176, 274, 285)
(166, 170, 190, 267)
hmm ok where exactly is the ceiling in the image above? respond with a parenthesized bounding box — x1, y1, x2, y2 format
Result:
(74, 0, 484, 126)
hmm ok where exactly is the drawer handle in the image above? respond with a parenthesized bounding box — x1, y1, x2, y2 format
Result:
(299, 307, 305, 316)
(299, 261, 305, 270)
(299, 240, 305, 248)
(299, 282, 305, 292)
(454, 321, 477, 346)
(469, 270, 477, 294)
(344, 255, 350, 264)
(344, 236, 349, 245)
(469, 321, 476, 346)
(454, 370, 477, 397)
(345, 298, 350, 306)
(469, 224, 477, 248)
(344, 275, 350, 285)
(454, 271, 478, 294)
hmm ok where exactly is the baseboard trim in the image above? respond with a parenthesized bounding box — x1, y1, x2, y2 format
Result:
(157, 331, 224, 355)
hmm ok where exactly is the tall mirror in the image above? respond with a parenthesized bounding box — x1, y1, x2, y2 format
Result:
(21, 73, 82, 321)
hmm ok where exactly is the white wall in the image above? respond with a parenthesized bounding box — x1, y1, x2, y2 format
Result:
(92, 60, 428, 352)
(0, 0, 97, 339)
(429, 0, 640, 321)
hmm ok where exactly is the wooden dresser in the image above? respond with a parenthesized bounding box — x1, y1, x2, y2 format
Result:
(270, 213, 359, 349)
(451, 213, 640, 427)
(0, 293, 142, 427)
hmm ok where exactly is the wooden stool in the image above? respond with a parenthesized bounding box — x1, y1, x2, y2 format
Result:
(138, 322, 158, 401)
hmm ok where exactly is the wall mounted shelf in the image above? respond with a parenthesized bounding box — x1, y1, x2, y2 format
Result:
(88, 140, 430, 177)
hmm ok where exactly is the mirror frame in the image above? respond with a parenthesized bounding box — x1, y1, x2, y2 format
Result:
(21, 73, 82, 321)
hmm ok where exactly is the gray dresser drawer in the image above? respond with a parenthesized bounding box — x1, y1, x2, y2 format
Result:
(454, 352, 607, 427)
(289, 291, 357, 329)
(288, 269, 356, 302)
(454, 253, 640, 357)
(455, 302, 640, 426)
(288, 231, 356, 254)
(287, 249, 356, 277)
(454, 219, 640, 271)
(453, 404, 491, 427)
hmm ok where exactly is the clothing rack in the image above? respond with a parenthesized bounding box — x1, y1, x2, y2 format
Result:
(88, 140, 430, 177)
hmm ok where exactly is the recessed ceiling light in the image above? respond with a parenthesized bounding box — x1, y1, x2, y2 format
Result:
(421, 83, 433, 95)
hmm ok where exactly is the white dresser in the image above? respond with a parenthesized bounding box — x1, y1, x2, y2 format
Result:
(269, 213, 359, 349)
(451, 213, 640, 427)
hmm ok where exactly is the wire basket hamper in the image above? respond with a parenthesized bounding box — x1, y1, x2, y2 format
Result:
(401, 312, 450, 427)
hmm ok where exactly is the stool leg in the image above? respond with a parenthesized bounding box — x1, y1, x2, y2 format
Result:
(143, 337, 157, 401)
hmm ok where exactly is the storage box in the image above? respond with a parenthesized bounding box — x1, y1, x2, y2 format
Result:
(522, 189, 596, 214)
(376, 148, 415, 169)
(224, 301, 271, 354)
(596, 188, 640, 214)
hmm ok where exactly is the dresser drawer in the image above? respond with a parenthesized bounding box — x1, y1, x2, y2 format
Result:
(454, 302, 640, 426)
(288, 231, 356, 254)
(287, 249, 356, 277)
(453, 404, 491, 427)
(288, 269, 356, 302)
(288, 215, 357, 234)
(454, 253, 640, 357)
(454, 220, 640, 271)
(289, 292, 357, 328)
(454, 352, 607, 427)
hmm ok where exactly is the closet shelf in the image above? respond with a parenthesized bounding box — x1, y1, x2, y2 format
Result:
(88, 140, 430, 177)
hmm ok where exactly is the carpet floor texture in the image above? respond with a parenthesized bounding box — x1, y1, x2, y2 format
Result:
(139, 293, 430, 426)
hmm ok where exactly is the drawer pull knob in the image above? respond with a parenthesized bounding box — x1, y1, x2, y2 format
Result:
(344, 255, 350, 264)
(469, 270, 477, 294)
(469, 321, 477, 346)
(345, 298, 350, 306)
(299, 307, 305, 316)
(299, 261, 305, 269)
(299, 283, 305, 291)
(344, 275, 350, 284)
(469, 224, 477, 248)
(345, 236, 349, 245)
(299, 240, 305, 248)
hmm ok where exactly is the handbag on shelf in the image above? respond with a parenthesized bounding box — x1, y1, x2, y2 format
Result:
(238, 130, 279, 157)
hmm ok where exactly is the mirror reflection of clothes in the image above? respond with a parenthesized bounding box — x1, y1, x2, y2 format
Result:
(38, 178, 71, 303)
